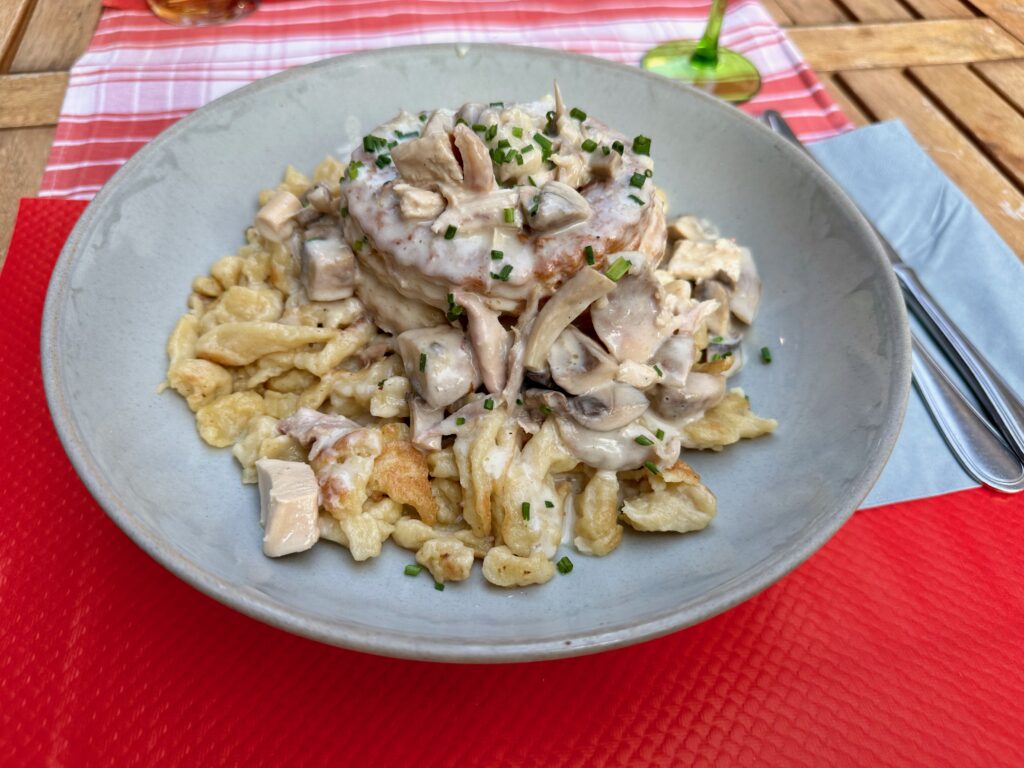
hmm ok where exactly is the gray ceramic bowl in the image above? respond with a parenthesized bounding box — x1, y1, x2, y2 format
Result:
(42, 44, 910, 662)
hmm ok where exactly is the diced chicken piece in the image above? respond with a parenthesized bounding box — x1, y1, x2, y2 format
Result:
(306, 182, 335, 214)
(256, 459, 320, 557)
(356, 266, 446, 334)
(615, 360, 659, 389)
(396, 326, 481, 409)
(453, 290, 510, 394)
(255, 190, 303, 243)
(667, 237, 743, 284)
(391, 132, 463, 186)
(302, 236, 356, 301)
(393, 183, 446, 220)
(453, 123, 495, 192)
(589, 148, 622, 179)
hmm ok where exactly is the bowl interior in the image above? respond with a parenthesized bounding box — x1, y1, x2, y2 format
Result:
(43, 44, 908, 662)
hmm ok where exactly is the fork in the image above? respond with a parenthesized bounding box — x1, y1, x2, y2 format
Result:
(760, 110, 1024, 493)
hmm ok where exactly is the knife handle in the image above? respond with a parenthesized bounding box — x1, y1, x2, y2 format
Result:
(895, 262, 1024, 463)
(910, 336, 1024, 492)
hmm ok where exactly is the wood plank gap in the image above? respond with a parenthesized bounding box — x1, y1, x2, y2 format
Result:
(969, 0, 1024, 45)
(821, 73, 875, 126)
(0, 0, 39, 74)
(973, 61, 1024, 115)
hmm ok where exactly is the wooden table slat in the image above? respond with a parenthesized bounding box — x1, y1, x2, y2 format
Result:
(840, 0, 914, 22)
(841, 68, 1024, 257)
(760, 0, 794, 26)
(969, 0, 1024, 45)
(0, 0, 37, 74)
(900, 0, 977, 19)
(819, 73, 872, 126)
(974, 60, 1024, 115)
(772, 0, 849, 25)
(0, 125, 55, 268)
(910, 64, 1024, 191)
(0, 71, 69, 129)
(10, 0, 104, 73)
(788, 19, 1024, 72)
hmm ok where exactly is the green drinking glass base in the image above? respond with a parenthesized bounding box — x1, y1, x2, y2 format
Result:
(642, 41, 762, 103)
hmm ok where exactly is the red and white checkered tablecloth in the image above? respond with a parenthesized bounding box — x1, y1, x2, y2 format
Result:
(41, 0, 851, 200)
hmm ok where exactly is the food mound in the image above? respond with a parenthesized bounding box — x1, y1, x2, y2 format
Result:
(164, 89, 776, 589)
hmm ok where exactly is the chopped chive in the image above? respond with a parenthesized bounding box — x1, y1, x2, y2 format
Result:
(498, 264, 513, 281)
(304, 237, 325, 242)
(645, 169, 653, 177)
(484, 398, 494, 411)
(529, 195, 540, 217)
(434, 581, 445, 591)
(387, 140, 398, 149)
(419, 352, 427, 372)
(340, 206, 349, 218)
(512, 126, 524, 138)
(503, 207, 515, 224)
(643, 461, 661, 476)
(655, 428, 665, 441)
(395, 129, 419, 139)
(581, 138, 598, 152)
(632, 135, 652, 156)
(485, 124, 498, 142)
(375, 154, 392, 168)
(711, 353, 723, 361)
(635, 435, 654, 446)
(346, 161, 363, 180)
(472, 123, 487, 133)
(352, 239, 364, 252)
(602, 145, 611, 156)
(629, 172, 646, 188)
(515, 152, 524, 166)
(544, 500, 554, 508)
(653, 364, 663, 377)
(444, 225, 458, 240)
(377, 378, 387, 390)
(404, 564, 423, 576)
(570, 107, 587, 121)
(455, 117, 468, 126)
(556, 556, 574, 574)
(521, 145, 534, 154)
(539, 405, 553, 415)
(497, 138, 511, 149)
(490, 101, 504, 108)
(545, 110, 557, 133)
(628, 194, 644, 206)
(362, 135, 388, 152)
(584, 245, 595, 265)
(605, 257, 631, 282)
(527, 175, 537, 186)
(490, 249, 503, 260)
(761, 346, 772, 364)
(522, 502, 531, 520)
(611, 140, 624, 155)
(456, 417, 466, 426)
(533, 132, 553, 155)
(712, 335, 724, 343)
(418, 112, 427, 122)
(516, 398, 523, 405)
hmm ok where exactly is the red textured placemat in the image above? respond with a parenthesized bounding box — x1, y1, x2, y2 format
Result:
(2, 198, 1023, 766)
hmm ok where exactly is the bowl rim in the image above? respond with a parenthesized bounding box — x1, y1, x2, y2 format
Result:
(41, 42, 911, 663)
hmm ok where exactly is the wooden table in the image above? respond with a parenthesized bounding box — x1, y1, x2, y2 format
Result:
(2, 0, 1023, 266)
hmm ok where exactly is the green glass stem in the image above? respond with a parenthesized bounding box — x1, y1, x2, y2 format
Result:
(691, 0, 726, 67)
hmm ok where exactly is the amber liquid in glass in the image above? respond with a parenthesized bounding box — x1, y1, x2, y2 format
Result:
(146, 0, 258, 26)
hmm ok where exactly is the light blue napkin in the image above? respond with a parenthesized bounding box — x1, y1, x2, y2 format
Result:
(809, 121, 1024, 507)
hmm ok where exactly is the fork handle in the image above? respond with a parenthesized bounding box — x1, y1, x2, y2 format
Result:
(894, 262, 1024, 463)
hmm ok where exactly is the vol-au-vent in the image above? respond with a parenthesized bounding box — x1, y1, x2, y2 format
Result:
(163, 88, 776, 589)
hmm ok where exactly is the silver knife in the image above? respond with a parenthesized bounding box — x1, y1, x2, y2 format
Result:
(761, 109, 1024, 492)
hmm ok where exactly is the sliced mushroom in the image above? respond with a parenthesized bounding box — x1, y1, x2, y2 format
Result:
(591, 267, 667, 363)
(396, 327, 481, 410)
(391, 132, 463, 186)
(302, 234, 356, 302)
(456, 102, 487, 126)
(409, 395, 445, 451)
(306, 182, 336, 214)
(433, 189, 519, 235)
(650, 371, 726, 423)
(568, 382, 648, 431)
(523, 267, 616, 372)
(553, 418, 656, 472)
(696, 279, 731, 336)
(501, 287, 542, 407)
(524, 180, 592, 233)
(547, 325, 617, 395)
(651, 334, 696, 388)
(255, 190, 303, 243)
(453, 290, 510, 394)
(393, 183, 446, 220)
(453, 123, 495, 192)
(730, 247, 762, 324)
(355, 266, 446, 334)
